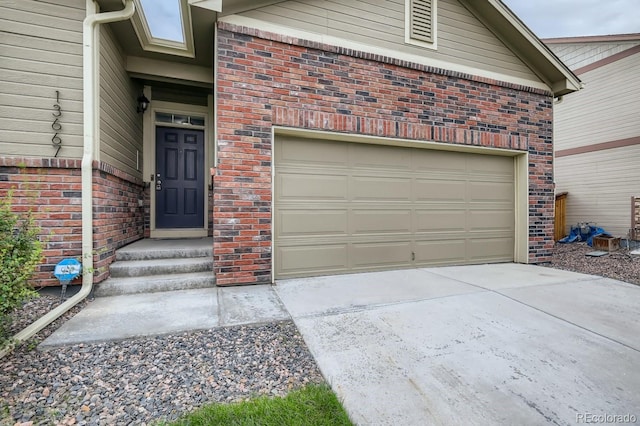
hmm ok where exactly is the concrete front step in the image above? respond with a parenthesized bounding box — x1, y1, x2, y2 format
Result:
(116, 238, 212, 261)
(109, 257, 213, 278)
(95, 271, 215, 297)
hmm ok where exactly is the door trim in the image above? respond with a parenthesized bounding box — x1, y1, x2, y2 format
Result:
(142, 95, 212, 238)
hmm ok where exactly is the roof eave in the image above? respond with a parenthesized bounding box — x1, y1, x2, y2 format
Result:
(543, 33, 640, 44)
(552, 78, 582, 97)
(461, 0, 581, 96)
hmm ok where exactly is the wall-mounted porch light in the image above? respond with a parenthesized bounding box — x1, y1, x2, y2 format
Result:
(136, 94, 150, 113)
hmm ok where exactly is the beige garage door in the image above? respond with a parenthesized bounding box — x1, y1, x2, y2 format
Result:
(274, 136, 515, 279)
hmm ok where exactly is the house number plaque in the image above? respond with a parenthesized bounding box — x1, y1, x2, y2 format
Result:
(52, 90, 63, 157)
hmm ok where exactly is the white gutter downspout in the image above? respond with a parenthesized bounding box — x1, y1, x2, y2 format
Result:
(0, 0, 135, 356)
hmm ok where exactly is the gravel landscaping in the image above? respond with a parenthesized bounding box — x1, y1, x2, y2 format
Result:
(2, 242, 638, 425)
(1, 296, 323, 426)
(545, 241, 640, 286)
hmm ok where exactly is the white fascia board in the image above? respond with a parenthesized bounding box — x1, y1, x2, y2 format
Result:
(189, 0, 222, 12)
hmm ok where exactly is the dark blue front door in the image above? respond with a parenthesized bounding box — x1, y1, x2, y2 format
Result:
(155, 127, 205, 228)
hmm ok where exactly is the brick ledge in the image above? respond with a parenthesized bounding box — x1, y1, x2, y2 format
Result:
(272, 107, 529, 151)
(0, 157, 144, 186)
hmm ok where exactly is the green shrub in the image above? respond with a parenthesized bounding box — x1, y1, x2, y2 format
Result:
(0, 193, 43, 346)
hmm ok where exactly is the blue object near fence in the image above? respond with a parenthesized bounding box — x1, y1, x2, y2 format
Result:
(559, 224, 610, 246)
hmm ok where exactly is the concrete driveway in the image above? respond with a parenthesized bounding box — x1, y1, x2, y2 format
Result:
(275, 263, 640, 425)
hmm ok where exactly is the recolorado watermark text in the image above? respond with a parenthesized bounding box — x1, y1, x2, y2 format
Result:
(576, 413, 637, 424)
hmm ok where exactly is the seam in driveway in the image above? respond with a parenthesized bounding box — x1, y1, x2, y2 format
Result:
(285, 288, 486, 320)
(424, 269, 602, 291)
(491, 290, 640, 354)
(426, 271, 640, 354)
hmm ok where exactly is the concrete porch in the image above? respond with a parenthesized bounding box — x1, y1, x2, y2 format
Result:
(40, 238, 289, 347)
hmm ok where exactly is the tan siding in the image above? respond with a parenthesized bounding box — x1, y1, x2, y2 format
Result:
(234, 0, 541, 82)
(99, 25, 143, 178)
(0, 0, 84, 158)
(0, 2, 83, 43)
(554, 53, 640, 150)
(547, 41, 640, 70)
(241, 0, 331, 34)
(555, 145, 640, 237)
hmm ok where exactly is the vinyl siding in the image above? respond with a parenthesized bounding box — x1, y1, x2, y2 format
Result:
(233, 0, 541, 82)
(0, 0, 84, 158)
(547, 40, 640, 70)
(554, 52, 640, 150)
(99, 24, 143, 178)
(555, 145, 640, 237)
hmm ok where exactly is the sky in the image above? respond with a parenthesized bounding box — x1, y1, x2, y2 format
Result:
(140, 0, 640, 42)
(140, 0, 184, 42)
(503, 0, 640, 38)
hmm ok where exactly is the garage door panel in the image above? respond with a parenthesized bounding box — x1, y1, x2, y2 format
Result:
(274, 136, 516, 279)
(468, 210, 514, 231)
(414, 179, 466, 202)
(468, 237, 514, 262)
(413, 149, 467, 172)
(277, 136, 349, 167)
(351, 176, 412, 201)
(350, 143, 413, 170)
(467, 155, 513, 174)
(415, 209, 466, 232)
(277, 210, 348, 236)
(351, 241, 412, 268)
(352, 209, 412, 234)
(469, 181, 514, 203)
(414, 240, 466, 264)
(278, 173, 348, 200)
(278, 244, 348, 276)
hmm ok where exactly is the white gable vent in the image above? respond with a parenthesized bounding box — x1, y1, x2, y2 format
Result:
(411, 0, 434, 42)
(407, 0, 437, 49)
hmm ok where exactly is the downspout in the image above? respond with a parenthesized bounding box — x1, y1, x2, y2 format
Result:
(1, 0, 135, 355)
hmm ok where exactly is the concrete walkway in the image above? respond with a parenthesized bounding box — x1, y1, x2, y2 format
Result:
(275, 263, 640, 425)
(42, 263, 640, 425)
(41, 285, 289, 347)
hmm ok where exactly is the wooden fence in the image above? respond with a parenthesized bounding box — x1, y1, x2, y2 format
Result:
(632, 196, 640, 240)
(554, 192, 568, 241)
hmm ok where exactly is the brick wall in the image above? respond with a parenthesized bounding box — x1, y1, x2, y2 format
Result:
(0, 158, 145, 287)
(92, 163, 146, 282)
(214, 23, 555, 285)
